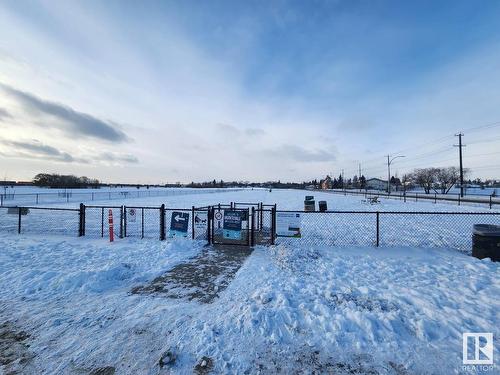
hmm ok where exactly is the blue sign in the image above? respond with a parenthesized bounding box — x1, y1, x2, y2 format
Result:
(223, 210, 243, 240)
(169, 211, 189, 238)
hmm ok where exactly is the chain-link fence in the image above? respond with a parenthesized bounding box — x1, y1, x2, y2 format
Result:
(0, 206, 80, 236)
(0, 206, 22, 233)
(326, 189, 499, 209)
(0, 188, 244, 206)
(378, 212, 500, 251)
(124, 206, 161, 239)
(85, 206, 124, 239)
(252, 208, 274, 245)
(1, 203, 498, 254)
(274, 210, 500, 253)
(275, 211, 376, 247)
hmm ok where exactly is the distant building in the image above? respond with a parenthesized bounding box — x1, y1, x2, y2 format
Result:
(320, 175, 333, 190)
(365, 178, 387, 191)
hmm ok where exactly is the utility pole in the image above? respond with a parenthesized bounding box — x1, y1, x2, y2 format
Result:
(387, 155, 390, 194)
(454, 133, 465, 197)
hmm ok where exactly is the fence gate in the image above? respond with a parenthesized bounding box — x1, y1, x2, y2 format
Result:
(252, 207, 275, 246)
(210, 206, 251, 246)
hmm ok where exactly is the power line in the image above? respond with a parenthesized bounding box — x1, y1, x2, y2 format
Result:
(353, 119, 500, 171)
(459, 120, 500, 134)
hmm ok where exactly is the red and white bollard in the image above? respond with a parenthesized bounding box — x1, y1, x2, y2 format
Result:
(108, 209, 114, 242)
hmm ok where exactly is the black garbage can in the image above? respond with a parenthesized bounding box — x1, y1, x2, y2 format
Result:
(319, 201, 327, 212)
(304, 196, 315, 211)
(472, 224, 500, 261)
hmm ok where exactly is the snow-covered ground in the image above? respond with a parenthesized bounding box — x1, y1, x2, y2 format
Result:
(0, 234, 498, 374)
(0, 189, 499, 374)
(0, 186, 244, 206)
(24, 187, 500, 211)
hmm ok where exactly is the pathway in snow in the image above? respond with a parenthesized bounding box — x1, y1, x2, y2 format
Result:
(131, 245, 253, 303)
(0, 321, 34, 374)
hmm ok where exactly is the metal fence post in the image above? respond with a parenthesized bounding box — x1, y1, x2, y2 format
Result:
(207, 207, 212, 245)
(141, 208, 145, 239)
(160, 204, 166, 240)
(18, 207, 22, 234)
(434, 193, 437, 204)
(250, 207, 255, 246)
(36, 194, 39, 205)
(192, 206, 195, 239)
(123, 206, 127, 237)
(490, 194, 493, 209)
(376, 211, 380, 247)
(101, 207, 104, 237)
(458, 194, 461, 206)
(79, 203, 84, 236)
(260, 202, 264, 230)
(271, 206, 276, 245)
(119, 206, 124, 238)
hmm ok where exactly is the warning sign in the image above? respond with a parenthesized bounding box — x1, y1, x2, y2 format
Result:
(276, 212, 301, 238)
(128, 208, 137, 223)
(194, 212, 208, 230)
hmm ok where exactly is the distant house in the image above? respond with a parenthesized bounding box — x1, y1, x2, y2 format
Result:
(365, 178, 387, 191)
(320, 175, 333, 190)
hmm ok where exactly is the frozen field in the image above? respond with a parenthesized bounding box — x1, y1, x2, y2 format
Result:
(14, 187, 500, 211)
(0, 189, 499, 374)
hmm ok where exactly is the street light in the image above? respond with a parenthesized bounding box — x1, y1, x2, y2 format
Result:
(387, 155, 405, 194)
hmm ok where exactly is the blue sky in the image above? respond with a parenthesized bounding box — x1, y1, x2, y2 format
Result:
(1, 0, 499, 183)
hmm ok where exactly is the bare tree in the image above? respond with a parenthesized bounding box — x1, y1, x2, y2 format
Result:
(409, 167, 469, 194)
(410, 168, 439, 194)
(435, 167, 460, 194)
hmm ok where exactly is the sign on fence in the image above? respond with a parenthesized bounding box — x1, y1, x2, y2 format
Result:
(128, 208, 137, 222)
(276, 212, 301, 237)
(7, 207, 29, 215)
(194, 212, 208, 230)
(223, 210, 242, 239)
(169, 211, 189, 237)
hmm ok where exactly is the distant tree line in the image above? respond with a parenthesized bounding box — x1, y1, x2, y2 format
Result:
(185, 179, 320, 189)
(33, 174, 100, 188)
